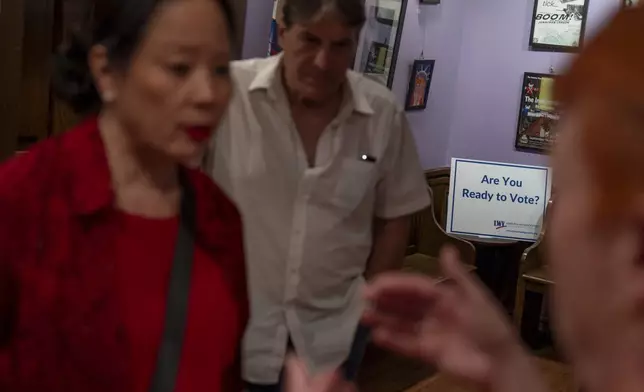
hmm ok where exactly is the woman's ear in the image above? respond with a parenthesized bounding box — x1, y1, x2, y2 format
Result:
(88, 45, 117, 103)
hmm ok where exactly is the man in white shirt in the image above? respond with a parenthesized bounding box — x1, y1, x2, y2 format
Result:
(207, 0, 430, 390)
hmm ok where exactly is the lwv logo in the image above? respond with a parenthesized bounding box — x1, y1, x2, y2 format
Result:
(494, 220, 507, 229)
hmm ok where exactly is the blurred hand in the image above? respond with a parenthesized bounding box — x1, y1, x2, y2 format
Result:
(284, 356, 357, 392)
(362, 247, 524, 385)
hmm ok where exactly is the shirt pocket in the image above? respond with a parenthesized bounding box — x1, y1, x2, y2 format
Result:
(332, 159, 377, 211)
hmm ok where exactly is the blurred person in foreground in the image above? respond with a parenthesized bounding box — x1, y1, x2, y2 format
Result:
(207, 0, 429, 390)
(360, 7, 644, 392)
(0, 0, 249, 391)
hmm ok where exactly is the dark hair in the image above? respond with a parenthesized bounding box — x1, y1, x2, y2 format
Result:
(53, 0, 235, 115)
(282, 0, 365, 29)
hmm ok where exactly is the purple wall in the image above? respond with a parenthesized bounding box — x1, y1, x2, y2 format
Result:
(391, 0, 467, 168)
(241, 0, 275, 59)
(444, 0, 618, 167)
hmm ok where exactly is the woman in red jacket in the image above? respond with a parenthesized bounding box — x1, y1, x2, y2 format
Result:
(0, 0, 247, 391)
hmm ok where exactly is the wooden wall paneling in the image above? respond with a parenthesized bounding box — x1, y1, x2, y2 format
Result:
(50, 0, 89, 135)
(0, 0, 25, 159)
(16, 0, 57, 150)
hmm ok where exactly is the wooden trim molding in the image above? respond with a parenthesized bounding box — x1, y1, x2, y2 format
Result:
(18, 0, 56, 143)
(0, 0, 25, 159)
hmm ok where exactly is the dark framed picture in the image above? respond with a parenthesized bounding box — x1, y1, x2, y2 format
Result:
(354, 0, 408, 88)
(405, 59, 435, 111)
(419, 0, 441, 3)
(529, 0, 590, 52)
(624, 0, 640, 7)
(515, 73, 560, 154)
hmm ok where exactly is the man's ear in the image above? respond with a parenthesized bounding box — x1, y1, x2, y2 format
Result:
(278, 24, 288, 48)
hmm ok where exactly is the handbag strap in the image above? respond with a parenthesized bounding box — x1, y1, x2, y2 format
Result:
(149, 173, 196, 392)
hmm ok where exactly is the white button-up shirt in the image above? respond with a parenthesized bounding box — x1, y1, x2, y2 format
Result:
(207, 54, 430, 384)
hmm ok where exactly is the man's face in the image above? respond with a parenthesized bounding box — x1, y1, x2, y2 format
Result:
(279, 15, 358, 103)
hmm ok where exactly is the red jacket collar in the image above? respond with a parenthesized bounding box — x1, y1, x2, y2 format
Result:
(65, 117, 209, 217)
(63, 116, 241, 253)
(65, 116, 115, 216)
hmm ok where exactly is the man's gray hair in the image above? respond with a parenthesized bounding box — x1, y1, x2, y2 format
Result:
(282, 0, 366, 29)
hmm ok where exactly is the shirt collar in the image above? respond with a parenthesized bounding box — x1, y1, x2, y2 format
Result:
(248, 54, 283, 98)
(248, 54, 375, 116)
(346, 71, 376, 116)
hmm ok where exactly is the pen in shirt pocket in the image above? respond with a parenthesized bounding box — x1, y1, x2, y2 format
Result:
(360, 154, 377, 163)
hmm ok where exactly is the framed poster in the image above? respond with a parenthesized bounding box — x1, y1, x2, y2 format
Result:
(529, 0, 590, 52)
(354, 0, 408, 88)
(515, 73, 560, 154)
(446, 158, 552, 242)
(405, 59, 435, 111)
(624, 0, 640, 7)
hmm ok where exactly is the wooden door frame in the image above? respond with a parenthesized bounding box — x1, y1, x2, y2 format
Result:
(17, 0, 56, 148)
(0, 0, 25, 160)
(232, 0, 247, 60)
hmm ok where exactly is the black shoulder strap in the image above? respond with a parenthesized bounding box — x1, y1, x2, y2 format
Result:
(149, 172, 196, 392)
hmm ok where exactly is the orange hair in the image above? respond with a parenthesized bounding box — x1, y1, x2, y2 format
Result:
(556, 7, 644, 219)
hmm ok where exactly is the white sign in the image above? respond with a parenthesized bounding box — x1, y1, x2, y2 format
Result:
(446, 158, 552, 242)
(530, 0, 588, 50)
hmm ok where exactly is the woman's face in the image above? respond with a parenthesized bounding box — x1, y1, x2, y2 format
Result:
(99, 0, 232, 166)
(549, 108, 644, 378)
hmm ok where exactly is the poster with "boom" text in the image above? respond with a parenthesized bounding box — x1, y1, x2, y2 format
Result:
(529, 0, 589, 52)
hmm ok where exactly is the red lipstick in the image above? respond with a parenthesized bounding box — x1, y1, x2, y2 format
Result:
(185, 126, 213, 143)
